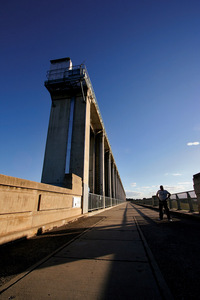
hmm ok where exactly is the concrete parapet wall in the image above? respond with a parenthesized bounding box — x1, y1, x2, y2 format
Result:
(0, 174, 82, 245)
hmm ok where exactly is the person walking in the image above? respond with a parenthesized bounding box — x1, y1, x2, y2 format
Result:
(156, 185, 172, 221)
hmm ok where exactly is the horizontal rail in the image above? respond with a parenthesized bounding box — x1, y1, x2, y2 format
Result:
(132, 190, 198, 213)
(88, 193, 125, 212)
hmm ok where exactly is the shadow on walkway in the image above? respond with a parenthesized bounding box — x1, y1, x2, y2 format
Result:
(0, 203, 166, 300)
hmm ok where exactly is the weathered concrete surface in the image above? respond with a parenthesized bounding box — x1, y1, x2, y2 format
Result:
(0, 174, 82, 245)
(0, 203, 172, 300)
(41, 97, 71, 186)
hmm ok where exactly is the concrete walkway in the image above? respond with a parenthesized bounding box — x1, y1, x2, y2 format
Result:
(0, 203, 173, 300)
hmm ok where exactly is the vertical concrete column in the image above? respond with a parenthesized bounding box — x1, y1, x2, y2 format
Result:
(95, 131, 105, 197)
(99, 131, 105, 197)
(115, 167, 117, 199)
(111, 161, 116, 199)
(117, 181, 119, 199)
(95, 133, 100, 195)
(117, 175, 120, 199)
(119, 180, 122, 200)
(41, 97, 71, 186)
(104, 151, 108, 196)
(107, 151, 112, 197)
(105, 151, 112, 197)
(89, 130, 95, 193)
(70, 94, 91, 213)
(115, 169, 118, 199)
(121, 182, 124, 200)
(115, 168, 117, 199)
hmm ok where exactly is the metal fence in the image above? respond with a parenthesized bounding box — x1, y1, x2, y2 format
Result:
(88, 193, 125, 212)
(46, 65, 86, 81)
(133, 190, 198, 213)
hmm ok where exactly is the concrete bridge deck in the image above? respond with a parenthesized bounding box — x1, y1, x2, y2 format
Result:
(1, 203, 200, 299)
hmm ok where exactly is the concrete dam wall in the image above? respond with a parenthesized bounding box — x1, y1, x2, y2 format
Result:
(0, 173, 82, 245)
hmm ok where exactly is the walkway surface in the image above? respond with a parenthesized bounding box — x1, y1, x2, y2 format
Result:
(0, 203, 173, 300)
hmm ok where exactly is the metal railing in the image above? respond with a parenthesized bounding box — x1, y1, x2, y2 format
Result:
(88, 193, 125, 212)
(133, 190, 198, 213)
(45, 65, 114, 168)
(45, 65, 103, 128)
(46, 65, 86, 81)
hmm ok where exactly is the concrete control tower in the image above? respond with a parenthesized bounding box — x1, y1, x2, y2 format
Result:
(42, 57, 126, 213)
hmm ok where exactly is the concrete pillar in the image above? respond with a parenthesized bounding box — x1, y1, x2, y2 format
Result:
(105, 151, 112, 197)
(41, 97, 71, 186)
(115, 170, 118, 199)
(89, 130, 95, 193)
(115, 172, 117, 200)
(108, 152, 112, 197)
(69, 95, 91, 213)
(95, 131, 105, 196)
(119, 180, 122, 200)
(99, 132, 105, 196)
(111, 161, 116, 199)
(193, 173, 200, 214)
(42, 93, 91, 213)
(116, 169, 118, 199)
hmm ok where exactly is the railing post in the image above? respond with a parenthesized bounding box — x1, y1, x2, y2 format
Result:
(176, 194, 181, 210)
(168, 198, 172, 209)
(187, 192, 194, 212)
(152, 196, 157, 206)
(153, 195, 158, 207)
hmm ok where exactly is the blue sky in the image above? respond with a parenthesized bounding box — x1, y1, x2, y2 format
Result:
(0, 0, 200, 198)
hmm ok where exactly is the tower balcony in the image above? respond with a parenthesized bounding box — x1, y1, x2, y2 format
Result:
(45, 65, 88, 93)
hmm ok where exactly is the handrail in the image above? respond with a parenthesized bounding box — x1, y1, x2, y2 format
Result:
(132, 190, 198, 213)
(170, 190, 196, 199)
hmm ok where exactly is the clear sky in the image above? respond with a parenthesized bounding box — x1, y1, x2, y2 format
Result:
(1, 0, 200, 198)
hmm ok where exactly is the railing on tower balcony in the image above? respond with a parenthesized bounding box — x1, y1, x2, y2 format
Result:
(46, 65, 86, 82)
(45, 64, 112, 162)
(88, 193, 125, 212)
(45, 64, 104, 129)
(133, 190, 198, 213)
